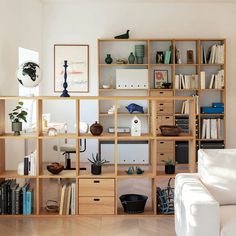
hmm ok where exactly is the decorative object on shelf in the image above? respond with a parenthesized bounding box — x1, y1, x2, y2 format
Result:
(128, 52, 135, 64)
(9, 101, 28, 136)
(105, 54, 113, 64)
(156, 178, 174, 214)
(54, 44, 89, 93)
(120, 194, 148, 214)
(126, 103, 144, 114)
(131, 116, 141, 136)
(126, 167, 135, 175)
(116, 59, 128, 64)
(60, 60, 70, 97)
(17, 162, 24, 175)
(88, 153, 109, 175)
(135, 45, 145, 64)
(17, 61, 41, 88)
(160, 125, 182, 136)
(162, 82, 172, 89)
(47, 127, 58, 136)
(136, 167, 144, 175)
(156, 51, 164, 64)
(187, 50, 194, 64)
(90, 121, 103, 136)
(107, 105, 120, 115)
(162, 160, 176, 174)
(175, 48, 181, 64)
(154, 70, 168, 89)
(114, 30, 130, 39)
(45, 200, 59, 213)
(102, 84, 110, 89)
(47, 162, 64, 175)
(108, 127, 130, 133)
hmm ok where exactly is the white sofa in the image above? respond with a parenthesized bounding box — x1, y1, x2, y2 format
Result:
(175, 149, 236, 236)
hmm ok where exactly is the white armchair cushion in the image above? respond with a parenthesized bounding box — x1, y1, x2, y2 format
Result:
(175, 173, 220, 236)
(198, 149, 236, 205)
(220, 205, 236, 236)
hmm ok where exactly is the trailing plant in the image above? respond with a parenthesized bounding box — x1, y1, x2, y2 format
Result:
(88, 153, 109, 166)
(9, 101, 28, 123)
(162, 159, 176, 166)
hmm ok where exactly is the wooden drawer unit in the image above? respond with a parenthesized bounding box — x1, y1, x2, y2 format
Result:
(79, 197, 115, 215)
(150, 90, 173, 97)
(157, 152, 174, 164)
(156, 102, 173, 114)
(156, 116, 174, 135)
(157, 141, 174, 151)
(79, 179, 115, 197)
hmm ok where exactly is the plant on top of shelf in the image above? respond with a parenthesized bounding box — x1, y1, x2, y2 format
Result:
(162, 159, 176, 175)
(88, 153, 109, 175)
(9, 101, 28, 136)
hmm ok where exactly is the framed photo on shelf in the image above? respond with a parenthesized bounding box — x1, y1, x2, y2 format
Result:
(54, 44, 89, 93)
(154, 70, 168, 88)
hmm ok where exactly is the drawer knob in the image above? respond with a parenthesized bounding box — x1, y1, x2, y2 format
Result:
(160, 103, 164, 106)
(160, 153, 164, 156)
(94, 198, 100, 201)
(160, 141, 164, 144)
(160, 109, 164, 111)
(94, 180, 100, 183)
(160, 92, 164, 94)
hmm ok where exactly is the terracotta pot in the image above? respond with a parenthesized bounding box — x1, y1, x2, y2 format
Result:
(90, 121, 103, 136)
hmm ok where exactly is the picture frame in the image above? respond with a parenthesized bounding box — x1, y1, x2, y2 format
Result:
(187, 50, 194, 64)
(54, 44, 89, 93)
(156, 51, 164, 64)
(154, 70, 168, 88)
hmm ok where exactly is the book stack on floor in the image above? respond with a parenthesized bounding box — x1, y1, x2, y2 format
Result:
(201, 118, 224, 139)
(175, 74, 199, 89)
(59, 182, 76, 215)
(0, 180, 33, 215)
(23, 151, 37, 176)
(201, 44, 224, 64)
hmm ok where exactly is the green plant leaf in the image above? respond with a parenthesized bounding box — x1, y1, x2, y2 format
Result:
(18, 101, 24, 105)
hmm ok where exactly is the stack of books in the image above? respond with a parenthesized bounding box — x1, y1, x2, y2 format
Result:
(180, 95, 198, 115)
(59, 183, 76, 215)
(175, 74, 199, 89)
(0, 180, 33, 215)
(209, 69, 224, 89)
(201, 118, 224, 139)
(24, 151, 37, 176)
(201, 44, 224, 64)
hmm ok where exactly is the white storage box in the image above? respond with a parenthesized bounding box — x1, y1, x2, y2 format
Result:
(116, 69, 148, 89)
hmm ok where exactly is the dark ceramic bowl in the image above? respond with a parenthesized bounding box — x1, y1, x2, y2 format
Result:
(47, 162, 64, 175)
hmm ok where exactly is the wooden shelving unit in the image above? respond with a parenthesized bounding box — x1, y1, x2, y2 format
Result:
(0, 96, 195, 217)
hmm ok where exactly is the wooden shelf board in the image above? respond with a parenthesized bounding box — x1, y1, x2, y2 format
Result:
(200, 113, 224, 116)
(0, 171, 37, 179)
(199, 89, 224, 91)
(0, 133, 37, 139)
(79, 133, 115, 139)
(117, 133, 153, 140)
(117, 171, 154, 179)
(150, 64, 173, 66)
(149, 89, 174, 91)
(200, 139, 224, 141)
(38, 133, 77, 139)
(175, 64, 199, 66)
(99, 113, 149, 117)
(40, 169, 76, 179)
(156, 134, 195, 141)
(99, 89, 149, 92)
(99, 64, 148, 67)
(200, 63, 224, 66)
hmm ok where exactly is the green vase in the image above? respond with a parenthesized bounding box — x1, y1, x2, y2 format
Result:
(105, 54, 113, 64)
(128, 52, 135, 64)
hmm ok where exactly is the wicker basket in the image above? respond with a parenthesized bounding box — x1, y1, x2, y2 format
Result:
(159, 125, 182, 136)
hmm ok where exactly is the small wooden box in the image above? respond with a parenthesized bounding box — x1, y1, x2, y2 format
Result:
(157, 141, 174, 151)
(150, 90, 173, 97)
(157, 152, 174, 164)
(79, 197, 115, 214)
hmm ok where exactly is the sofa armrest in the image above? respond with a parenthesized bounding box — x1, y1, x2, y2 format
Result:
(175, 173, 220, 236)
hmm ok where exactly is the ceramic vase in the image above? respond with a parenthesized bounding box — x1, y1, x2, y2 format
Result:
(105, 54, 113, 64)
(128, 52, 135, 64)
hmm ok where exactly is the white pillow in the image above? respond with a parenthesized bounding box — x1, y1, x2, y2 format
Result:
(198, 149, 236, 205)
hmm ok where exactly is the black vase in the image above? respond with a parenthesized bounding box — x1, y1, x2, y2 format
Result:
(105, 54, 113, 64)
(165, 165, 175, 174)
(91, 164, 102, 175)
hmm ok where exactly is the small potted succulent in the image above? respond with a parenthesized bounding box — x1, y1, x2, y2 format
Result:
(162, 159, 176, 175)
(9, 101, 28, 136)
(88, 153, 109, 175)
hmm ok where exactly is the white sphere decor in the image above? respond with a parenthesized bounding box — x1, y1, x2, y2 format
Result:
(17, 62, 41, 87)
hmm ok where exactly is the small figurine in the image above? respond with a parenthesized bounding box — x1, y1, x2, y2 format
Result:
(126, 167, 135, 175)
(136, 167, 144, 175)
(126, 103, 144, 114)
(114, 30, 130, 39)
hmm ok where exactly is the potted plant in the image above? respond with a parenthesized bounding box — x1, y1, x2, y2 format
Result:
(88, 153, 109, 175)
(162, 159, 176, 174)
(8, 101, 28, 136)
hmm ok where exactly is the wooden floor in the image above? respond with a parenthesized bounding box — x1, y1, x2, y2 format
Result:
(0, 216, 176, 236)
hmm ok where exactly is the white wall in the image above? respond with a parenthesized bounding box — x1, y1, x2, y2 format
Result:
(0, 0, 42, 169)
(41, 1, 236, 148)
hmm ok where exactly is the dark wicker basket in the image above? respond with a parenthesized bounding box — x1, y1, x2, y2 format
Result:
(159, 125, 182, 136)
(120, 194, 148, 214)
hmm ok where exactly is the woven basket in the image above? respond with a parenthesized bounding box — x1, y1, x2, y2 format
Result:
(160, 125, 182, 136)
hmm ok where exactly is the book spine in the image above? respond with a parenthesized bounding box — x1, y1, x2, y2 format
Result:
(15, 191, 19, 215)
(7, 182, 11, 214)
(1, 184, 5, 214)
(24, 157, 29, 175)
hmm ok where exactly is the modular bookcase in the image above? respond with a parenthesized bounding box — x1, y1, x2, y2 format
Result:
(0, 96, 195, 217)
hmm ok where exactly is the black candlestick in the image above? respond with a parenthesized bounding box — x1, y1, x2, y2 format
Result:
(60, 60, 70, 97)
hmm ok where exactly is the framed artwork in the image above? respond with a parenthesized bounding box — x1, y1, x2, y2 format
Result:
(187, 50, 194, 64)
(154, 70, 168, 88)
(54, 44, 89, 93)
